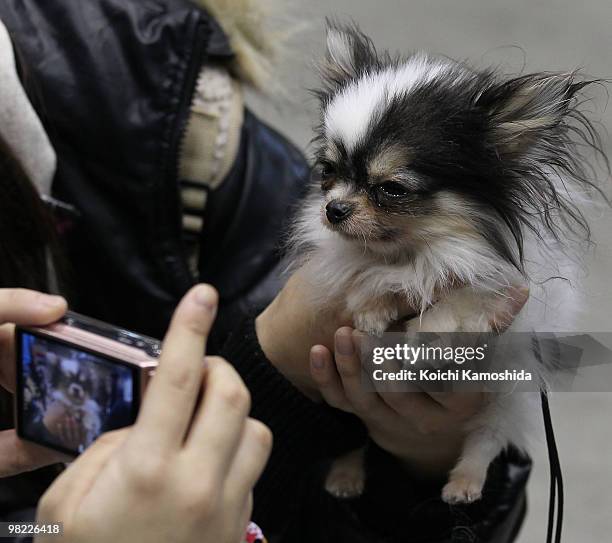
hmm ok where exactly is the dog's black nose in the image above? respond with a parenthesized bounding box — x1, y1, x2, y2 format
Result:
(326, 200, 353, 224)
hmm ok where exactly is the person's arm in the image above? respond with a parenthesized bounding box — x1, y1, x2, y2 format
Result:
(220, 312, 367, 530)
(36, 285, 272, 543)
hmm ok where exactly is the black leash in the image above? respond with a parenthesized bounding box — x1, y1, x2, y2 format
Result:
(541, 390, 563, 543)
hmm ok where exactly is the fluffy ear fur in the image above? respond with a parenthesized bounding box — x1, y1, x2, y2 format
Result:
(476, 72, 608, 249)
(317, 21, 383, 99)
(478, 73, 602, 158)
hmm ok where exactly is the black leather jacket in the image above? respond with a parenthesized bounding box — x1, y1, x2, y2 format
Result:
(0, 0, 309, 345)
(0, 2, 531, 541)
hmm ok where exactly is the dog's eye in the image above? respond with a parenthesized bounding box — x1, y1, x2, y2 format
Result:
(321, 163, 335, 179)
(377, 181, 408, 198)
(312, 162, 336, 190)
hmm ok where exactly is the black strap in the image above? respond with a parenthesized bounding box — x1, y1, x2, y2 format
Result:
(541, 390, 563, 543)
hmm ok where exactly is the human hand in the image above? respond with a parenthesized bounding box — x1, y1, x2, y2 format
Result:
(54, 415, 88, 451)
(36, 285, 272, 543)
(255, 270, 351, 400)
(42, 402, 68, 435)
(0, 289, 67, 392)
(309, 286, 529, 477)
(256, 270, 425, 400)
(0, 289, 69, 477)
(43, 405, 87, 451)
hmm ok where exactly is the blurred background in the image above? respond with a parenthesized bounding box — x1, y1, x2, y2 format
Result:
(246, 1, 612, 541)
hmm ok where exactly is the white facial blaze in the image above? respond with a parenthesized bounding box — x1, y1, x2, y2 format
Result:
(323, 54, 452, 152)
(326, 183, 352, 203)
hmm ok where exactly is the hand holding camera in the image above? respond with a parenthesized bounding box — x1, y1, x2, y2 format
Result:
(34, 285, 272, 543)
(37, 285, 271, 543)
(0, 288, 69, 477)
(1, 285, 271, 543)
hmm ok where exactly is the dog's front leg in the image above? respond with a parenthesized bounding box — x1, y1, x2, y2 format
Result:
(348, 292, 402, 337)
(404, 285, 522, 334)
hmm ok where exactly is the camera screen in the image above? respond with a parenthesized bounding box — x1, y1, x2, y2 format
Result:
(17, 331, 139, 455)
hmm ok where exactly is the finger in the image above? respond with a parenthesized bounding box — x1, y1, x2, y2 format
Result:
(184, 357, 251, 478)
(57, 420, 68, 445)
(78, 422, 88, 447)
(379, 390, 467, 436)
(63, 417, 78, 449)
(379, 388, 443, 419)
(223, 419, 272, 504)
(333, 328, 389, 420)
(130, 285, 217, 453)
(0, 289, 67, 326)
(0, 325, 16, 391)
(37, 429, 129, 523)
(309, 345, 352, 412)
(491, 285, 529, 333)
(427, 391, 485, 418)
(0, 291, 66, 392)
(0, 430, 69, 478)
(69, 418, 85, 450)
(236, 495, 254, 543)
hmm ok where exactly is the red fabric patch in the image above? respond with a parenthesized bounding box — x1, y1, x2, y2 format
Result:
(245, 521, 266, 543)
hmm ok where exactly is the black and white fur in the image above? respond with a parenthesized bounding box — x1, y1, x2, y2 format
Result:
(289, 22, 607, 503)
(47, 355, 102, 446)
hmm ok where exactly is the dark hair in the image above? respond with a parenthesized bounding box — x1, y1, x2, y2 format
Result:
(0, 134, 57, 290)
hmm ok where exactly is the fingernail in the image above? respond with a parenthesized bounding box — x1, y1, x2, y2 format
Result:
(311, 350, 326, 370)
(40, 295, 66, 308)
(336, 333, 354, 356)
(194, 285, 217, 313)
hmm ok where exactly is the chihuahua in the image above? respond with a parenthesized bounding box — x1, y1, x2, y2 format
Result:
(289, 22, 607, 503)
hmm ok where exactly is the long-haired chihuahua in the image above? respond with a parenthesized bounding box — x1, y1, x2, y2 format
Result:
(289, 21, 608, 503)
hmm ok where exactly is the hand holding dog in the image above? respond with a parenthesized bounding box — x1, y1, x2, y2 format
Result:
(36, 285, 272, 543)
(0, 288, 69, 477)
(309, 286, 529, 477)
(256, 270, 415, 401)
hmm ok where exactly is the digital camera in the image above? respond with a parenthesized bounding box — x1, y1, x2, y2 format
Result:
(15, 312, 160, 455)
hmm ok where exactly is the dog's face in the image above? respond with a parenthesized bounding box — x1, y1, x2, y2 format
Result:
(313, 74, 483, 255)
(312, 23, 602, 264)
(50, 358, 95, 408)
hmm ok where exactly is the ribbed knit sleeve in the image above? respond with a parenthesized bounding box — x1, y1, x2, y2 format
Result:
(220, 311, 367, 529)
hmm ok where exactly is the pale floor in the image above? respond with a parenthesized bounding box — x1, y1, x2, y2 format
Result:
(246, 2, 612, 541)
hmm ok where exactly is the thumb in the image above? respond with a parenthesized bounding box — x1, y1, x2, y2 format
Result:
(0, 290, 67, 392)
(37, 429, 129, 525)
(0, 289, 67, 326)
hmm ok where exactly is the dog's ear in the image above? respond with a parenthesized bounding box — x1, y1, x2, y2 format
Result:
(476, 71, 607, 246)
(319, 21, 378, 92)
(477, 72, 597, 157)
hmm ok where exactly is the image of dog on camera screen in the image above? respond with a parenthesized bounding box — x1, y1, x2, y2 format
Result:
(20, 333, 136, 454)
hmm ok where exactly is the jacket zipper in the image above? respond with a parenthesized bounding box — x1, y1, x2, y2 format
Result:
(164, 16, 211, 292)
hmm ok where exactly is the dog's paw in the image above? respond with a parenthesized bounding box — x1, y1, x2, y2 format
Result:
(354, 311, 390, 337)
(324, 450, 366, 499)
(325, 470, 366, 499)
(349, 293, 399, 337)
(441, 477, 484, 504)
(405, 305, 492, 335)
